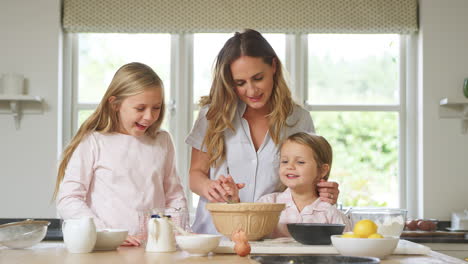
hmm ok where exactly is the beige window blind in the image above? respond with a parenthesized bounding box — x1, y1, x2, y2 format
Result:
(62, 0, 418, 34)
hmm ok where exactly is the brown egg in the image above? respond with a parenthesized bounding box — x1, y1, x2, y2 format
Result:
(405, 220, 418, 231)
(417, 220, 432, 231)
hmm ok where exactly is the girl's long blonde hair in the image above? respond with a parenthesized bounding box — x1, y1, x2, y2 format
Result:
(200, 29, 296, 167)
(53, 62, 165, 200)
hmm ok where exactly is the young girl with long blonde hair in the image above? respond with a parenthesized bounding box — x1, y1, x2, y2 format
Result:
(54, 62, 187, 246)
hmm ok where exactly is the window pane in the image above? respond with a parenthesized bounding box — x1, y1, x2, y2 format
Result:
(193, 33, 286, 104)
(78, 34, 171, 104)
(311, 111, 399, 207)
(308, 34, 399, 105)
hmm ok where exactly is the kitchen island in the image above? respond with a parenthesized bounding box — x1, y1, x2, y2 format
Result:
(0, 242, 466, 264)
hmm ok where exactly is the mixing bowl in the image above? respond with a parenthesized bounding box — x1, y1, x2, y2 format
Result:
(94, 229, 128, 250)
(287, 223, 345, 245)
(206, 202, 285, 241)
(331, 234, 399, 259)
(348, 208, 407, 237)
(0, 219, 50, 249)
(175, 234, 222, 256)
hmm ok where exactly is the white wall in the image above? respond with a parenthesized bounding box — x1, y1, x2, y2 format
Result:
(0, 0, 62, 217)
(417, 0, 468, 220)
(0, 0, 467, 220)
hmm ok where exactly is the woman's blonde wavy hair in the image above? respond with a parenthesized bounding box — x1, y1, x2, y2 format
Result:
(53, 62, 165, 200)
(200, 29, 296, 167)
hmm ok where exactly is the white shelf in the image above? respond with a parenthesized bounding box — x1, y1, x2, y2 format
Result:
(0, 95, 44, 129)
(439, 97, 468, 133)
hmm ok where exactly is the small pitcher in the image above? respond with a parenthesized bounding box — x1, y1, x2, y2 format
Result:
(145, 215, 176, 253)
(62, 217, 97, 253)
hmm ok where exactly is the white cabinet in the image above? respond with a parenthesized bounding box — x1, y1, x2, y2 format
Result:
(0, 95, 43, 129)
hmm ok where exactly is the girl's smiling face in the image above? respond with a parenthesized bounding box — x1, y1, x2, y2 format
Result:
(112, 87, 163, 137)
(279, 140, 329, 194)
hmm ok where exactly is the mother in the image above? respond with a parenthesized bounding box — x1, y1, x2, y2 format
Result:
(186, 29, 340, 234)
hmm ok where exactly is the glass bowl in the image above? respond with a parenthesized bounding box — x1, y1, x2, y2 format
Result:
(0, 219, 50, 249)
(348, 208, 407, 237)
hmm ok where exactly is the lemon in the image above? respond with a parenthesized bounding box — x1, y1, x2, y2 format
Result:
(353, 219, 378, 238)
(368, 233, 384, 239)
(341, 232, 360, 238)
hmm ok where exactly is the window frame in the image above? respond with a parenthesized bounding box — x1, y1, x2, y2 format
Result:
(63, 33, 411, 214)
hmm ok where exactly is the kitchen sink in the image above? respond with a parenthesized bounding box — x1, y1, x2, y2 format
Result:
(250, 255, 380, 264)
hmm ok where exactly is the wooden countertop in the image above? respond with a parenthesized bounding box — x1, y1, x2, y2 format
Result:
(0, 242, 466, 264)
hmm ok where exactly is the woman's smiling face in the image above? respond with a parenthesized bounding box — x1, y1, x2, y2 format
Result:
(230, 56, 276, 112)
(113, 87, 163, 137)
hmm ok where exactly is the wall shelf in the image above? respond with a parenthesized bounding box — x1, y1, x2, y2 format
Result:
(0, 95, 43, 129)
(439, 97, 468, 133)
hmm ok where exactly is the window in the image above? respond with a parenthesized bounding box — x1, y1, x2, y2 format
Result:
(68, 32, 406, 213)
(306, 34, 402, 207)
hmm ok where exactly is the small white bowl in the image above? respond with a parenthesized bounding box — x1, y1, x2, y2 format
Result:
(175, 234, 222, 256)
(331, 235, 399, 259)
(94, 229, 128, 251)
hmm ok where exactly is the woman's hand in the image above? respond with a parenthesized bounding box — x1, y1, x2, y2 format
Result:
(121, 235, 142, 247)
(317, 179, 340, 204)
(202, 178, 231, 203)
(219, 175, 245, 203)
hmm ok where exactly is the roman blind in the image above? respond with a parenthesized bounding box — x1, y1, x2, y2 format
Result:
(62, 0, 418, 34)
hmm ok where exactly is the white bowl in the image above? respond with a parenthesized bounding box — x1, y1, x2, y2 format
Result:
(331, 235, 399, 259)
(0, 220, 50, 249)
(175, 234, 222, 256)
(94, 229, 128, 251)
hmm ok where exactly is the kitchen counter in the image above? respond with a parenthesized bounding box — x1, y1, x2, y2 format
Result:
(0, 242, 466, 264)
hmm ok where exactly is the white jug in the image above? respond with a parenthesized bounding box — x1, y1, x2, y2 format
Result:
(62, 217, 97, 253)
(145, 215, 176, 252)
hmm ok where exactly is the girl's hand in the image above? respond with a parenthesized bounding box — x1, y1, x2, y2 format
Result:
(121, 235, 142, 247)
(219, 175, 245, 203)
(317, 179, 340, 204)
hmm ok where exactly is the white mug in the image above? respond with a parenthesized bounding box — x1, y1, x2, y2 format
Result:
(2, 73, 24, 95)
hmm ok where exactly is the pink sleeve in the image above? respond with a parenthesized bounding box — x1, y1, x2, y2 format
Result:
(56, 134, 106, 228)
(256, 193, 276, 203)
(327, 207, 353, 232)
(162, 132, 188, 210)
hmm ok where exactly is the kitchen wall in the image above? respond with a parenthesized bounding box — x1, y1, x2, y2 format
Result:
(0, 0, 467, 220)
(0, 0, 62, 217)
(417, 0, 468, 219)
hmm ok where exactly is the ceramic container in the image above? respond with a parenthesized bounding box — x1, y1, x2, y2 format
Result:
(175, 234, 222, 256)
(331, 234, 399, 259)
(287, 223, 345, 245)
(62, 217, 97, 253)
(206, 202, 285, 241)
(94, 229, 128, 250)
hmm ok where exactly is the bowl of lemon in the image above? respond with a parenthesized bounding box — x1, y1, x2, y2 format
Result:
(331, 219, 399, 259)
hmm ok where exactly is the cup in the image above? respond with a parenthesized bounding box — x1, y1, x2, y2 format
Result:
(2, 73, 25, 95)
